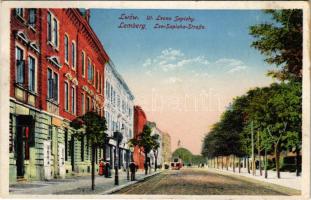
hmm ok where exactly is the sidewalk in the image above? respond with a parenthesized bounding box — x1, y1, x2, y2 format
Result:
(9, 169, 162, 195)
(207, 166, 301, 191)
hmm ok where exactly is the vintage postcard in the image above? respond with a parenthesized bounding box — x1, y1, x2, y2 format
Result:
(0, 1, 310, 199)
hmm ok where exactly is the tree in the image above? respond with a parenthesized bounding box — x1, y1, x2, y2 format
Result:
(173, 147, 193, 165)
(249, 9, 303, 81)
(70, 111, 107, 190)
(129, 124, 159, 175)
(245, 82, 301, 178)
(152, 134, 160, 171)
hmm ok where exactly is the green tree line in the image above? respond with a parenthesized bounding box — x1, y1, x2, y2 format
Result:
(201, 9, 302, 178)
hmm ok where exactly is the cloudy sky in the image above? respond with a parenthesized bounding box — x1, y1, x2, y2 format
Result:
(91, 9, 277, 154)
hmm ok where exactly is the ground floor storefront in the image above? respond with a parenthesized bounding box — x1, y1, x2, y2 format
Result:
(9, 100, 130, 183)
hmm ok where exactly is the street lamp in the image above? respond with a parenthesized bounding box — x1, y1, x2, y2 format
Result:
(113, 130, 123, 185)
(126, 148, 130, 181)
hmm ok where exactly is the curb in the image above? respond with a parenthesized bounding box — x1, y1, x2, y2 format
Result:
(207, 167, 301, 191)
(100, 171, 162, 195)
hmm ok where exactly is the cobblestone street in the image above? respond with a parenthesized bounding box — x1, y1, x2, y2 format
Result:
(114, 168, 300, 195)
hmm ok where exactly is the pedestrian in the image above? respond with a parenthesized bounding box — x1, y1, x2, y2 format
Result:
(129, 161, 137, 181)
(98, 159, 105, 176)
(105, 160, 112, 178)
(144, 162, 148, 174)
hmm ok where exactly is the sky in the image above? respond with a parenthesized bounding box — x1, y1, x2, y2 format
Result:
(90, 9, 277, 154)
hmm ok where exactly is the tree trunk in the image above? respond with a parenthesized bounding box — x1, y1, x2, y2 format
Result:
(144, 152, 148, 175)
(244, 157, 246, 168)
(259, 155, 262, 176)
(258, 131, 262, 176)
(238, 157, 241, 173)
(264, 148, 268, 179)
(221, 156, 223, 170)
(296, 147, 300, 176)
(233, 155, 235, 172)
(247, 157, 250, 174)
(275, 144, 280, 179)
(91, 145, 95, 190)
(154, 153, 157, 172)
(214, 157, 216, 168)
(216, 156, 219, 169)
(226, 156, 229, 171)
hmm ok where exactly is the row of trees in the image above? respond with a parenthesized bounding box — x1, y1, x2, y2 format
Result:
(202, 81, 302, 177)
(202, 9, 302, 178)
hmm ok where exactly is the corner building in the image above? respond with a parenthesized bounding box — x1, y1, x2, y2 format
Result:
(9, 8, 108, 183)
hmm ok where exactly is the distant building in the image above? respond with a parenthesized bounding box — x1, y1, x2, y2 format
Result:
(162, 132, 172, 166)
(147, 121, 163, 169)
(133, 106, 147, 169)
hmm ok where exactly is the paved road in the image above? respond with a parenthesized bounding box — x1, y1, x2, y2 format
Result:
(114, 168, 300, 195)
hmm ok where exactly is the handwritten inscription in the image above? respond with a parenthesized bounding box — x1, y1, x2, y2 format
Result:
(117, 13, 206, 31)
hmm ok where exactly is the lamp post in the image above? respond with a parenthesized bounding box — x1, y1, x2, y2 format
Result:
(113, 130, 123, 185)
(126, 149, 130, 180)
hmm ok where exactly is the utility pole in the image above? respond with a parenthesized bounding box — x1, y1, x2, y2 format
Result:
(251, 121, 255, 176)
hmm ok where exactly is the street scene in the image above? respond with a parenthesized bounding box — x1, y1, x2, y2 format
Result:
(6, 6, 302, 197)
(115, 168, 300, 195)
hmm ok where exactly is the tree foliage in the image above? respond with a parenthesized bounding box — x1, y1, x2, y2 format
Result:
(249, 9, 302, 81)
(129, 124, 159, 155)
(201, 81, 302, 176)
(70, 111, 107, 146)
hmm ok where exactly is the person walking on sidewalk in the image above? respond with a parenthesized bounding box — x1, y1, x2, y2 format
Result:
(129, 161, 137, 181)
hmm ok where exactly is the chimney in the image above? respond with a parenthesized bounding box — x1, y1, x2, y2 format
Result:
(85, 9, 90, 23)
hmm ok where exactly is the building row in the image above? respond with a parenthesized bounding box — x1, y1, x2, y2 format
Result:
(9, 8, 170, 183)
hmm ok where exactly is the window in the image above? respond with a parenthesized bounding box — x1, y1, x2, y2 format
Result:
(71, 42, 76, 69)
(105, 81, 110, 99)
(64, 82, 69, 111)
(101, 75, 103, 95)
(81, 52, 85, 77)
(92, 65, 95, 83)
(47, 11, 59, 48)
(86, 96, 90, 112)
(16, 46, 24, 85)
(28, 56, 36, 92)
(64, 35, 69, 63)
(92, 100, 96, 111)
(53, 18, 58, 46)
(96, 71, 99, 90)
(15, 8, 24, 17)
(71, 86, 76, 114)
(47, 68, 58, 102)
(81, 93, 85, 114)
(87, 59, 92, 81)
(28, 9, 36, 27)
(47, 12, 52, 42)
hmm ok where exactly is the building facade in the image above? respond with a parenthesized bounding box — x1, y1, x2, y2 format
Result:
(104, 60, 134, 170)
(147, 121, 163, 169)
(161, 132, 172, 166)
(9, 8, 109, 183)
(133, 106, 147, 169)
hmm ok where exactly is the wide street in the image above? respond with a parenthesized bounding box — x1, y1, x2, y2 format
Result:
(114, 168, 300, 195)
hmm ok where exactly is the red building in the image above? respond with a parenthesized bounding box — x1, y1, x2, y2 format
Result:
(10, 8, 109, 182)
(133, 105, 147, 169)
